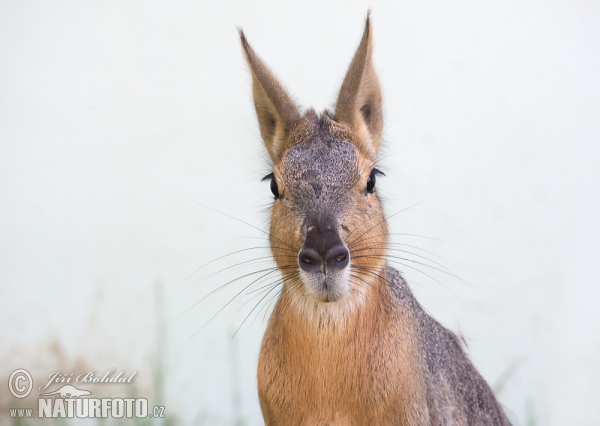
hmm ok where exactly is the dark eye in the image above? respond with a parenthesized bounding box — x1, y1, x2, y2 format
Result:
(366, 168, 384, 194)
(262, 173, 280, 199)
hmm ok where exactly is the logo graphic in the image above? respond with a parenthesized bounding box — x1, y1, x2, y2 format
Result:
(40, 385, 91, 398)
(8, 369, 33, 398)
(7, 368, 165, 420)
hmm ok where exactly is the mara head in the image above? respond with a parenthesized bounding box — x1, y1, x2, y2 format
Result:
(241, 14, 388, 309)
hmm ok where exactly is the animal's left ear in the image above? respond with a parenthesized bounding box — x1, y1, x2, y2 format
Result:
(334, 12, 383, 159)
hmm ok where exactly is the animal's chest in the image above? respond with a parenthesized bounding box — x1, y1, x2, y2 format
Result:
(257, 306, 424, 425)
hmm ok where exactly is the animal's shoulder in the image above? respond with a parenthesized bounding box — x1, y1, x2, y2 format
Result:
(384, 266, 419, 306)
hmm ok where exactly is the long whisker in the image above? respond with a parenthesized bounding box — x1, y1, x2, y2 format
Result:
(262, 275, 303, 321)
(354, 256, 458, 298)
(346, 202, 422, 248)
(186, 246, 273, 280)
(351, 246, 451, 273)
(352, 254, 461, 281)
(234, 273, 301, 337)
(348, 232, 448, 250)
(350, 265, 438, 319)
(184, 267, 295, 344)
(184, 199, 298, 252)
(199, 255, 296, 280)
(354, 241, 444, 258)
(181, 265, 295, 318)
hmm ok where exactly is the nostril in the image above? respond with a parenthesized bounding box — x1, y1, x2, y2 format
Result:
(325, 246, 350, 270)
(298, 248, 322, 272)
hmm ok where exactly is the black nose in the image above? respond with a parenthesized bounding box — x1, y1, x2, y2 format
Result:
(298, 220, 349, 273)
(298, 245, 349, 273)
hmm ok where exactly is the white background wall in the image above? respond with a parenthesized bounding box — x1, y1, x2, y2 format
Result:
(1, 1, 599, 424)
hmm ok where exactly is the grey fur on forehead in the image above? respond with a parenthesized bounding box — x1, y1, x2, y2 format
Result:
(282, 137, 359, 194)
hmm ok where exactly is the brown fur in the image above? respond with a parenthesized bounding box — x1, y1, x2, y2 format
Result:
(240, 12, 511, 426)
(258, 277, 429, 425)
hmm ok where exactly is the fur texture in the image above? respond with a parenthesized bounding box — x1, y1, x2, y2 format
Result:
(240, 12, 511, 426)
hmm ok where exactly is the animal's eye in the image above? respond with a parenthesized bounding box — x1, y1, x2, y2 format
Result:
(366, 168, 384, 194)
(262, 173, 280, 199)
(270, 177, 280, 198)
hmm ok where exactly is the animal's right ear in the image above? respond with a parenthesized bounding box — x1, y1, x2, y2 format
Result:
(239, 30, 300, 162)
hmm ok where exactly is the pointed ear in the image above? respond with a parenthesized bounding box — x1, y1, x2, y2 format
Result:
(239, 30, 300, 162)
(334, 13, 383, 158)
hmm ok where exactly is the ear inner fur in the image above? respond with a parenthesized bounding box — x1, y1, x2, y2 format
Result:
(239, 30, 300, 162)
(334, 12, 383, 161)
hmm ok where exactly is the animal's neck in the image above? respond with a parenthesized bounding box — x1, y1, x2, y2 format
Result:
(277, 268, 395, 337)
(260, 267, 426, 422)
